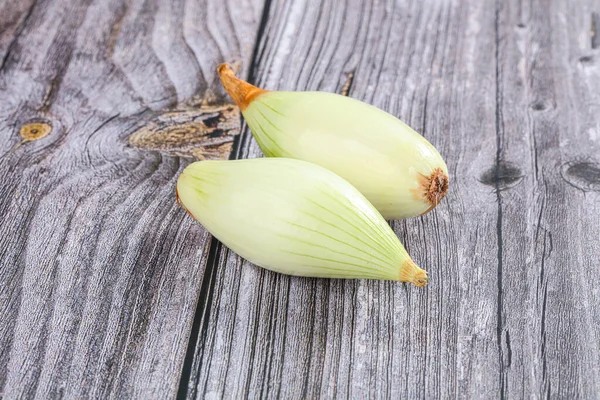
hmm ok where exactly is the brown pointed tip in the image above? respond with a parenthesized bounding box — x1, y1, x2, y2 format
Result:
(399, 259, 429, 287)
(413, 168, 449, 215)
(410, 270, 429, 287)
(217, 63, 267, 111)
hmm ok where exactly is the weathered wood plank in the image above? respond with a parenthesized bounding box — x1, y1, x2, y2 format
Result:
(0, 0, 264, 398)
(182, 0, 600, 398)
(494, 0, 600, 398)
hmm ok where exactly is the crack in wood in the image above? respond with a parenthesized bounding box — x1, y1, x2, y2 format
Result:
(493, 0, 507, 396)
(592, 12, 599, 49)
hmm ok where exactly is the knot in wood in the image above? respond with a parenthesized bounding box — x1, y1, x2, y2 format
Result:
(20, 121, 52, 142)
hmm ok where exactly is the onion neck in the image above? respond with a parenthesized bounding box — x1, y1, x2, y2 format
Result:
(218, 64, 268, 110)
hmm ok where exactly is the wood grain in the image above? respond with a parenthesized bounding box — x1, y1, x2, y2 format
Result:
(2, 0, 600, 398)
(0, 0, 264, 398)
(181, 0, 600, 398)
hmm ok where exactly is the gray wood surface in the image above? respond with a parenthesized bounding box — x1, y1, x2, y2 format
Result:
(181, 0, 600, 399)
(0, 0, 264, 398)
(1, 0, 600, 399)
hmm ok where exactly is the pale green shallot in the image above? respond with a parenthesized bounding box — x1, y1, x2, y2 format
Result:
(218, 64, 449, 220)
(177, 158, 428, 286)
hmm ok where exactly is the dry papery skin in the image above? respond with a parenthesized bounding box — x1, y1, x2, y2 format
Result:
(400, 259, 429, 287)
(217, 64, 267, 111)
(414, 168, 449, 215)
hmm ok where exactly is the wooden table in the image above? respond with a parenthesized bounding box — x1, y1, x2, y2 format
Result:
(1, 0, 599, 398)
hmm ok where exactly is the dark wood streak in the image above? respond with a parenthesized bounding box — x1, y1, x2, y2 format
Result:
(493, 1, 508, 397)
(592, 12, 600, 49)
(0, 0, 37, 72)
